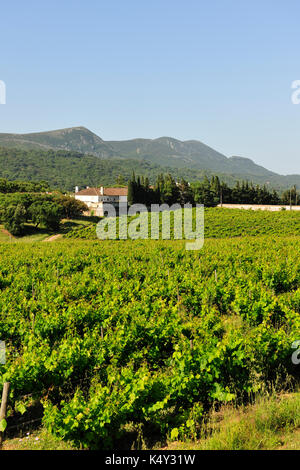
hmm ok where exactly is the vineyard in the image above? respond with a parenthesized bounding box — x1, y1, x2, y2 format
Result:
(65, 207, 300, 240)
(0, 229, 300, 448)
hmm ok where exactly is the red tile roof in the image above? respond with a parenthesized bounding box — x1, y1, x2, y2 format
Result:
(103, 187, 128, 196)
(76, 187, 101, 196)
(76, 187, 128, 196)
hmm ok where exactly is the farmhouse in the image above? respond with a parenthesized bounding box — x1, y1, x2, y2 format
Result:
(75, 186, 128, 216)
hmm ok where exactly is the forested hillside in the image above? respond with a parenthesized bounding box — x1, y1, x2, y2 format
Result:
(0, 146, 299, 192)
(1, 127, 300, 190)
(0, 147, 232, 191)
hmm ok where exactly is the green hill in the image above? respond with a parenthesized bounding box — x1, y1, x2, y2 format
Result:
(1, 127, 300, 190)
(0, 126, 115, 158)
(107, 137, 276, 176)
(0, 147, 222, 191)
(0, 126, 277, 176)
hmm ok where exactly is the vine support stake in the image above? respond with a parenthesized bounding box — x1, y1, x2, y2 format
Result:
(0, 382, 10, 449)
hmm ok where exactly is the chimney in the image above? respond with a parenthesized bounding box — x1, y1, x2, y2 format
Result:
(75, 186, 79, 193)
(100, 186, 104, 195)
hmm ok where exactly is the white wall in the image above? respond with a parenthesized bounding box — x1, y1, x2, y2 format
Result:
(99, 196, 118, 202)
(75, 195, 100, 203)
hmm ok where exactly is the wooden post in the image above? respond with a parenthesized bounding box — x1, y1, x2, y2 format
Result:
(0, 382, 10, 449)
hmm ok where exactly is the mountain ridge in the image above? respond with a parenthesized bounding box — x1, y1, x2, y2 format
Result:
(2, 126, 300, 192)
(0, 126, 116, 158)
(0, 126, 279, 179)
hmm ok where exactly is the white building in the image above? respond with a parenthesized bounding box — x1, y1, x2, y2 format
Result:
(75, 186, 128, 216)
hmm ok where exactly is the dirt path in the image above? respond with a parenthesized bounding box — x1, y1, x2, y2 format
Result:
(43, 234, 62, 242)
(0, 228, 14, 238)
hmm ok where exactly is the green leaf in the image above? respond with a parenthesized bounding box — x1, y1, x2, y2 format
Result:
(0, 419, 7, 432)
(15, 402, 27, 415)
(170, 428, 179, 441)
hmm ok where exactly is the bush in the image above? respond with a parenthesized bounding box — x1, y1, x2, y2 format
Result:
(55, 196, 88, 219)
(3, 204, 27, 236)
(29, 201, 63, 231)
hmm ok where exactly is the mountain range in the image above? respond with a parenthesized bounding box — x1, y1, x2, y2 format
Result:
(0, 126, 299, 190)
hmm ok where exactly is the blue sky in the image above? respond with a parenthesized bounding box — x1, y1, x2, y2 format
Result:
(1, 0, 300, 174)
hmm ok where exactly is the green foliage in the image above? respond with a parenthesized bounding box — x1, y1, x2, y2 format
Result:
(127, 173, 282, 207)
(0, 147, 220, 192)
(51, 196, 88, 220)
(1, 147, 299, 194)
(281, 185, 299, 205)
(0, 419, 7, 432)
(0, 192, 88, 236)
(0, 178, 50, 193)
(3, 204, 27, 236)
(0, 236, 299, 448)
(29, 201, 62, 231)
(0, 127, 271, 176)
(15, 402, 26, 415)
(65, 207, 300, 241)
(192, 176, 218, 206)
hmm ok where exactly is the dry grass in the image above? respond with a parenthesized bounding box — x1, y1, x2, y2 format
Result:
(161, 392, 300, 450)
(3, 428, 76, 451)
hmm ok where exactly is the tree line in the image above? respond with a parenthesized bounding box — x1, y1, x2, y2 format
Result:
(0, 193, 88, 236)
(0, 177, 50, 193)
(0, 147, 218, 191)
(127, 173, 298, 207)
